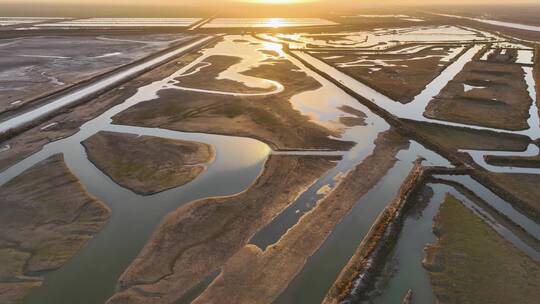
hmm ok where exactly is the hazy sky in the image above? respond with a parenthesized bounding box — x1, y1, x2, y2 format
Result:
(2, 0, 538, 18)
(4, 0, 540, 5)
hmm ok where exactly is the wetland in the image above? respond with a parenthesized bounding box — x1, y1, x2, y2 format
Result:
(1, 11, 539, 304)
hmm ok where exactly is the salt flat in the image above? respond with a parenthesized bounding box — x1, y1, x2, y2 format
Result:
(35, 17, 202, 28)
(202, 18, 337, 28)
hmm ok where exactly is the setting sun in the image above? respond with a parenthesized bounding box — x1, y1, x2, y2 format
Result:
(239, 0, 316, 3)
(1, 1, 540, 304)
(266, 18, 285, 27)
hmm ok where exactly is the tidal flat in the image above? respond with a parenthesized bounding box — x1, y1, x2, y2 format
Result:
(0, 39, 207, 172)
(0, 34, 192, 114)
(112, 36, 356, 151)
(0, 12, 539, 304)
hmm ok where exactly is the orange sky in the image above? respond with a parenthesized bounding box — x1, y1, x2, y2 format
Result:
(4, 0, 540, 4)
(2, 0, 538, 18)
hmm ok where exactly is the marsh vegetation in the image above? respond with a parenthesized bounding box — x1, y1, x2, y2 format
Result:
(0, 11, 539, 304)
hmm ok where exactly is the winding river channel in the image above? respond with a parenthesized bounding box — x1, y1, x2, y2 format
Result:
(1, 27, 539, 304)
(0, 36, 214, 134)
(369, 176, 540, 304)
(275, 26, 540, 303)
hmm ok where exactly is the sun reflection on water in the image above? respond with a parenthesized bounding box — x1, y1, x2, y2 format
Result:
(266, 18, 285, 28)
(261, 41, 287, 57)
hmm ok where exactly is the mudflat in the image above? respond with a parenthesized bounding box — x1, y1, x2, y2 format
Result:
(0, 45, 204, 172)
(0, 20, 539, 304)
(83, 131, 214, 195)
(0, 34, 191, 113)
(0, 154, 110, 304)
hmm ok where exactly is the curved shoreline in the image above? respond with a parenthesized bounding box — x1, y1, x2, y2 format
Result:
(106, 154, 339, 304)
(81, 131, 216, 196)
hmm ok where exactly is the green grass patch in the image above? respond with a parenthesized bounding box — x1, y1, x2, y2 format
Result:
(428, 194, 540, 303)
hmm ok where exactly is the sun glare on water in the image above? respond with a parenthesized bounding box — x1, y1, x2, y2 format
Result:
(266, 18, 285, 27)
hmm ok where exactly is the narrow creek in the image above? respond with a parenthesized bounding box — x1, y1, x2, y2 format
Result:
(1, 29, 538, 304)
(273, 142, 451, 304)
(291, 41, 540, 140)
(0, 34, 415, 304)
(0, 35, 297, 304)
(290, 47, 530, 136)
(1, 37, 276, 303)
(291, 40, 540, 177)
(367, 176, 540, 304)
(270, 28, 540, 303)
(0, 36, 215, 134)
